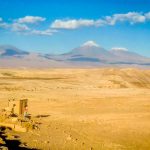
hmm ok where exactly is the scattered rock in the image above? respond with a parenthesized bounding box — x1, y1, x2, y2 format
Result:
(11, 117, 18, 122)
(20, 142, 27, 147)
(0, 137, 6, 144)
(13, 135, 19, 139)
(0, 146, 9, 150)
(44, 140, 50, 144)
(66, 135, 72, 141)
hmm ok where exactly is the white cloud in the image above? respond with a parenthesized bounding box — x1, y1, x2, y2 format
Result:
(51, 19, 95, 29)
(145, 12, 150, 19)
(11, 23, 30, 32)
(105, 12, 146, 25)
(0, 22, 9, 29)
(17, 16, 46, 24)
(1, 11, 150, 35)
(0, 17, 10, 29)
(50, 12, 150, 29)
(0, 16, 58, 36)
(111, 47, 128, 51)
(31, 29, 58, 36)
(95, 19, 107, 26)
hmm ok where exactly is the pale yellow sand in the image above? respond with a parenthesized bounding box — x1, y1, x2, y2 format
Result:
(0, 68, 150, 150)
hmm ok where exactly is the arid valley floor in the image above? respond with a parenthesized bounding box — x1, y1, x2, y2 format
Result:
(0, 68, 150, 150)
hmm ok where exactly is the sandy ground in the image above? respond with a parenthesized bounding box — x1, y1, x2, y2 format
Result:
(0, 68, 150, 150)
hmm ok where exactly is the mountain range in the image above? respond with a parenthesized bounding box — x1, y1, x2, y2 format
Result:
(0, 41, 150, 68)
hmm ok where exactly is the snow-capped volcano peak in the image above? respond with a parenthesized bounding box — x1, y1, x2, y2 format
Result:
(82, 41, 100, 47)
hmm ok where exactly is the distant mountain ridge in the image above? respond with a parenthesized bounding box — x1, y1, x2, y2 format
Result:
(0, 41, 150, 68)
(0, 45, 29, 57)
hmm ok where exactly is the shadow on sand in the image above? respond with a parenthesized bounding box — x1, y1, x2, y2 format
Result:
(35, 115, 50, 118)
(0, 126, 39, 150)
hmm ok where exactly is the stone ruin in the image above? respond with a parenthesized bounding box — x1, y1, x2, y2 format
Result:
(0, 99, 39, 133)
(6, 99, 28, 117)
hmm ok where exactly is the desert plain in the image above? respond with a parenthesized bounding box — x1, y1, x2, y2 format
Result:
(0, 68, 150, 150)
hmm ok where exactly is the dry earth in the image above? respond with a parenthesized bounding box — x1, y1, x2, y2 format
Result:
(0, 68, 150, 150)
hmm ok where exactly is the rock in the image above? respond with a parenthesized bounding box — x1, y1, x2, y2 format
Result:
(0, 146, 9, 150)
(11, 117, 18, 122)
(6, 134, 15, 140)
(66, 135, 72, 141)
(44, 140, 50, 144)
(0, 137, 6, 144)
(20, 142, 27, 147)
(13, 135, 19, 139)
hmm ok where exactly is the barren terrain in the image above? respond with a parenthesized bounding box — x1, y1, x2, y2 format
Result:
(0, 68, 150, 150)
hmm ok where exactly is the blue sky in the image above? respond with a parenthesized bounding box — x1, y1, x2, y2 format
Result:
(0, 0, 150, 56)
